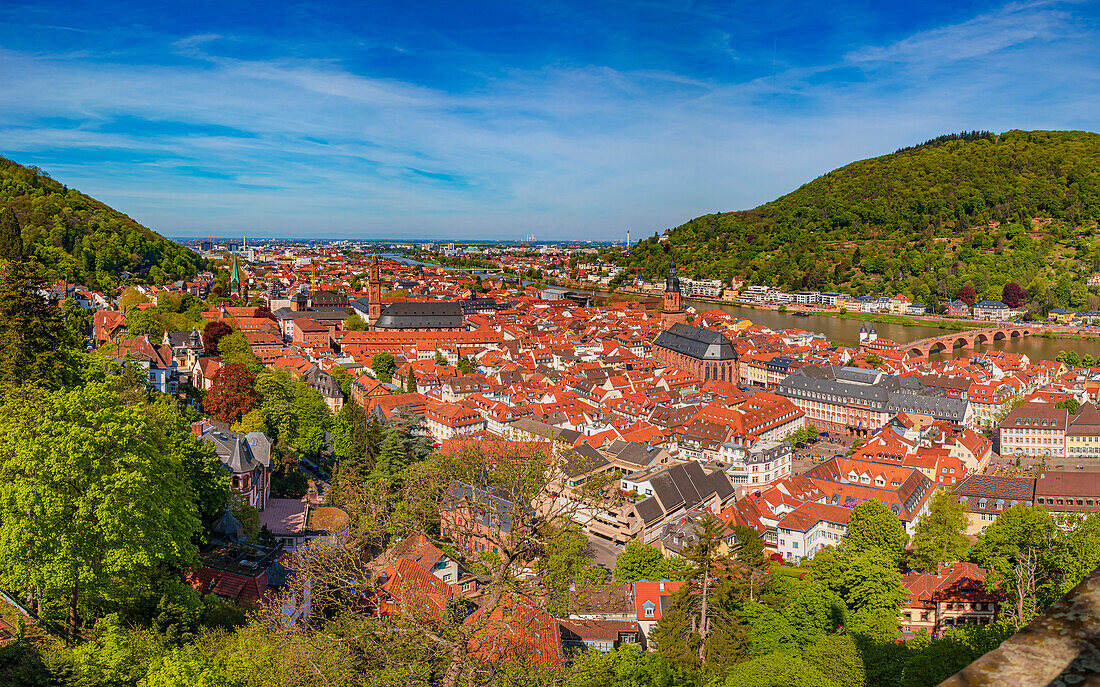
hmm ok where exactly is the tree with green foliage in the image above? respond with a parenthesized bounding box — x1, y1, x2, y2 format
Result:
(784, 584, 847, 645)
(457, 356, 475, 375)
(1056, 350, 1082, 368)
(537, 524, 605, 616)
(331, 366, 352, 401)
(142, 394, 231, 530)
(232, 408, 267, 434)
(648, 584, 699, 672)
(118, 287, 149, 313)
(0, 259, 73, 389)
(331, 401, 381, 501)
(732, 525, 771, 602)
(344, 313, 368, 331)
(845, 498, 908, 566)
(407, 366, 417, 392)
(803, 634, 865, 687)
(783, 425, 820, 445)
(0, 204, 23, 260)
(216, 332, 262, 372)
(375, 431, 408, 482)
(722, 653, 837, 687)
(141, 643, 241, 687)
(809, 543, 906, 641)
(61, 295, 94, 343)
(0, 383, 203, 641)
(434, 351, 446, 366)
(909, 490, 970, 572)
(371, 352, 396, 382)
(837, 550, 907, 638)
(1054, 397, 1081, 414)
(566, 644, 680, 687)
(254, 371, 331, 456)
(897, 624, 1014, 687)
(968, 505, 1098, 629)
(682, 512, 730, 659)
(612, 541, 667, 583)
(204, 362, 257, 424)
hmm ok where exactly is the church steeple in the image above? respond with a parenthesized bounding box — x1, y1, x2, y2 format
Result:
(665, 251, 681, 294)
(660, 246, 686, 330)
(367, 255, 382, 324)
(229, 254, 243, 298)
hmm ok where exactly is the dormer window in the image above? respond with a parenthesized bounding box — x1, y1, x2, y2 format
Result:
(643, 601, 655, 618)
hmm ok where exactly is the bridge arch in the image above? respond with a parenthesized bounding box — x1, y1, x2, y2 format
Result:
(975, 333, 991, 345)
(929, 342, 948, 355)
(993, 331, 1007, 341)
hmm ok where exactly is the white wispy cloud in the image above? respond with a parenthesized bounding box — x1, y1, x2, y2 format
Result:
(0, 0, 1096, 238)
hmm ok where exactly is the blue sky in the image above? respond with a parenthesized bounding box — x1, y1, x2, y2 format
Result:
(0, 0, 1097, 240)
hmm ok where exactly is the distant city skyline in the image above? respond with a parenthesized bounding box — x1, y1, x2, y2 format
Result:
(1, 0, 1098, 240)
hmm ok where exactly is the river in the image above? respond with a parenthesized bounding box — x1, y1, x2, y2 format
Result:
(383, 259, 1093, 363)
(686, 302, 1095, 363)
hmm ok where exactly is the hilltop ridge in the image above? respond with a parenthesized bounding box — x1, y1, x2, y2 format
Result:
(616, 130, 1100, 310)
(0, 156, 204, 290)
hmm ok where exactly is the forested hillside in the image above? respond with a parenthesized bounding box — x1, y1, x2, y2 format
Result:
(616, 130, 1100, 311)
(0, 156, 204, 290)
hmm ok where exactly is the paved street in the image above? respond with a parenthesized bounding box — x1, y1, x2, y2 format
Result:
(586, 535, 623, 575)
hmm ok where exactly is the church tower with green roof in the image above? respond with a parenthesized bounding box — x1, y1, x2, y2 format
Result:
(229, 254, 244, 299)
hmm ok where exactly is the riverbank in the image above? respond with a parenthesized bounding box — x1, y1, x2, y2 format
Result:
(548, 279, 984, 331)
(825, 310, 986, 331)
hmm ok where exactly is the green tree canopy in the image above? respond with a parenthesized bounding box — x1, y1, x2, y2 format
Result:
(612, 541, 668, 584)
(909, 490, 970, 572)
(845, 499, 908, 565)
(216, 331, 262, 372)
(344, 313, 368, 331)
(375, 431, 408, 482)
(0, 204, 24, 261)
(0, 260, 74, 388)
(0, 383, 203, 639)
(371, 352, 396, 381)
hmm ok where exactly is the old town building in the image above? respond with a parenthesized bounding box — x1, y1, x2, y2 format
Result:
(653, 323, 738, 383)
(901, 563, 1000, 637)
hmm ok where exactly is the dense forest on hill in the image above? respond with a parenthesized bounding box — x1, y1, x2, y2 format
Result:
(613, 130, 1100, 312)
(0, 156, 205, 291)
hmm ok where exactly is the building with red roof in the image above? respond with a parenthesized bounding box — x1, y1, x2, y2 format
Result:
(900, 562, 1000, 638)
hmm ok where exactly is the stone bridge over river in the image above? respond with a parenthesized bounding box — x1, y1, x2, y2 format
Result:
(903, 326, 1040, 358)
